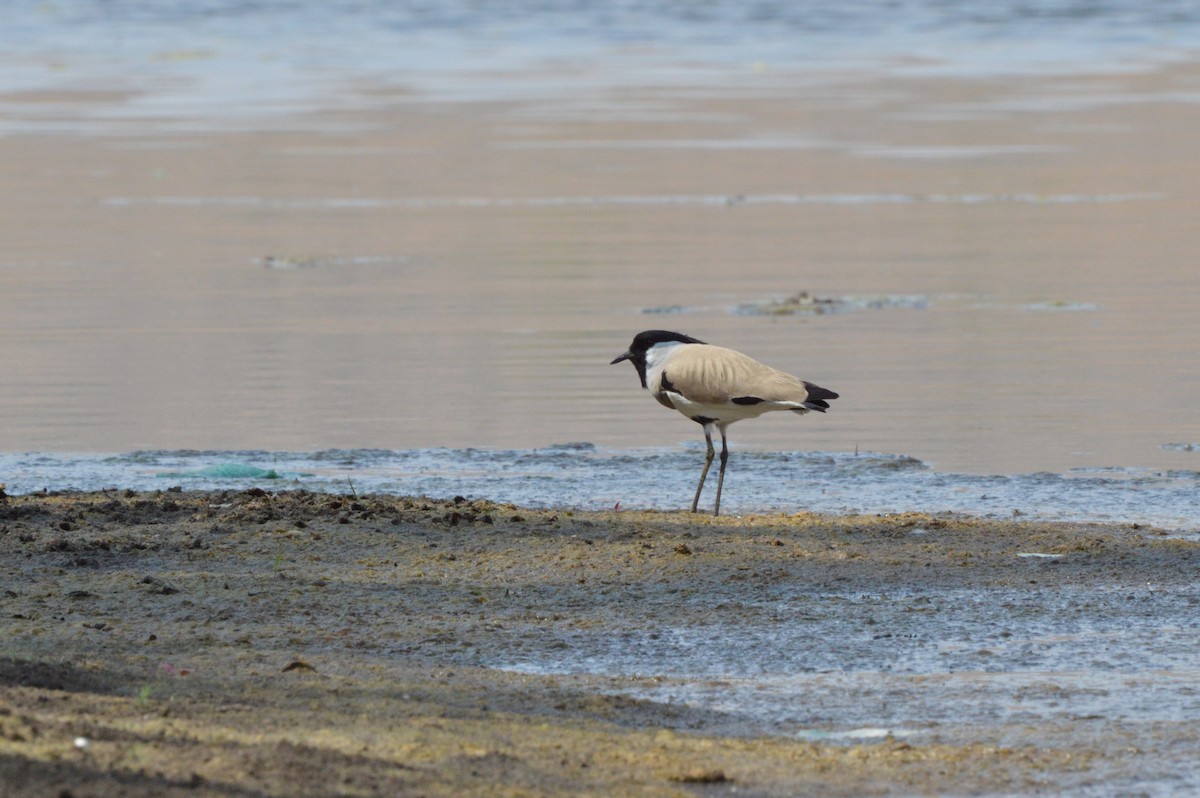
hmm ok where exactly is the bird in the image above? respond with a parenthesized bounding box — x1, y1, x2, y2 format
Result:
(611, 330, 838, 516)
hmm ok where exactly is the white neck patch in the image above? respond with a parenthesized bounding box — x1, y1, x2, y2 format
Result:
(641, 340, 690, 390)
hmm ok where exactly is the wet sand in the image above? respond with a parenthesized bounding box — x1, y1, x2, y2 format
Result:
(3, 489, 1197, 796)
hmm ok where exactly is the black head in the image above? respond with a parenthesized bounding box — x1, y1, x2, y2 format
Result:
(610, 330, 706, 389)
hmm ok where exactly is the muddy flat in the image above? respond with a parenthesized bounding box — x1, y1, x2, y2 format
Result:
(2, 489, 1197, 796)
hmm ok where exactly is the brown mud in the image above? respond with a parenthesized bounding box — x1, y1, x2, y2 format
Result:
(1, 489, 1197, 796)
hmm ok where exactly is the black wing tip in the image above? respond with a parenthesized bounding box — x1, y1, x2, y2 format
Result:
(800, 383, 837, 413)
(805, 383, 839, 402)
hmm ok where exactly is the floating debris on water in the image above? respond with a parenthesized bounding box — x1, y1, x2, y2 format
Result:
(260, 255, 322, 270)
(844, 294, 930, 311)
(738, 290, 842, 316)
(736, 291, 928, 316)
(156, 463, 287, 480)
(1020, 301, 1101, 312)
(258, 254, 405, 270)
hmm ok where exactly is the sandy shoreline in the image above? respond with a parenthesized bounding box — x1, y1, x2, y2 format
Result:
(2, 489, 1197, 796)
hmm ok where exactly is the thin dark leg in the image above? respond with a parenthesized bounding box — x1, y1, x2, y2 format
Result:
(712, 429, 729, 517)
(690, 426, 715, 513)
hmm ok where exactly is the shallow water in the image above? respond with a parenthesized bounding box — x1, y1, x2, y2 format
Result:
(4, 2, 1200, 485)
(5, 447, 1199, 532)
(494, 582, 1200, 730)
(5, 1, 1200, 122)
(478, 536, 1200, 795)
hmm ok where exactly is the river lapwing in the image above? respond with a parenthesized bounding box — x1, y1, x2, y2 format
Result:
(611, 330, 838, 516)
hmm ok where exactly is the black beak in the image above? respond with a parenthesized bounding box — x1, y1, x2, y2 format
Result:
(610, 351, 632, 365)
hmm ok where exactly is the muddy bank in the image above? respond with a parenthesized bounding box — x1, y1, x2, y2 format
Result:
(1, 489, 1197, 796)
